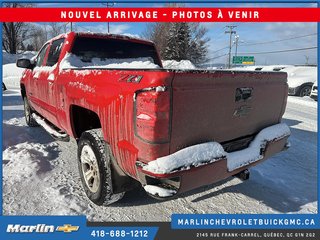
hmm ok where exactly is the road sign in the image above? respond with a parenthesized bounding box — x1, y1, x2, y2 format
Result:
(233, 56, 255, 65)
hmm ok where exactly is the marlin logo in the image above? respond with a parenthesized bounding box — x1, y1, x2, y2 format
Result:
(56, 224, 79, 233)
(7, 224, 55, 233)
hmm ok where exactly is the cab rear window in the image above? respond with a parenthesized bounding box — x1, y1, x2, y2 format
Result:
(70, 36, 161, 66)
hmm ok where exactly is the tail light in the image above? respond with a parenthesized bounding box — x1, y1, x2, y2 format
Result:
(135, 87, 170, 143)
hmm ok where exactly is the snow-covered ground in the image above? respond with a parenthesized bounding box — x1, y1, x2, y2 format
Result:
(2, 90, 317, 220)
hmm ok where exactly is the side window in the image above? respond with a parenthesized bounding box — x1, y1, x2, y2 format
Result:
(46, 38, 65, 67)
(35, 44, 49, 67)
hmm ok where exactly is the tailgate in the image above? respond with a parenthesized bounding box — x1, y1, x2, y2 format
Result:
(170, 70, 288, 153)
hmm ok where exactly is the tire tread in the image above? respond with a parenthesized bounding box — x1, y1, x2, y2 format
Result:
(78, 129, 124, 206)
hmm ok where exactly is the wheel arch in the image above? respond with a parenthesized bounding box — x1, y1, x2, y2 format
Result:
(69, 105, 102, 139)
(297, 82, 313, 96)
(71, 106, 139, 194)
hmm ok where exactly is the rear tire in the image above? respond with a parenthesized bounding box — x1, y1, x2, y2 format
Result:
(78, 129, 125, 206)
(23, 96, 39, 127)
(299, 85, 312, 97)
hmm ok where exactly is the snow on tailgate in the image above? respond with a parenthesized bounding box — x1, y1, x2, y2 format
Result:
(142, 123, 290, 174)
(142, 142, 226, 174)
(60, 53, 160, 69)
(227, 123, 291, 171)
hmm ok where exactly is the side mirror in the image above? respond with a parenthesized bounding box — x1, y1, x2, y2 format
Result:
(16, 59, 34, 69)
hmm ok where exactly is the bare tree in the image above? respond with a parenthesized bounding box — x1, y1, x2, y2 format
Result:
(2, 3, 34, 54)
(22, 22, 71, 52)
(2, 3, 69, 53)
(30, 25, 48, 50)
(143, 22, 171, 59)
(48, 23, 63, 38)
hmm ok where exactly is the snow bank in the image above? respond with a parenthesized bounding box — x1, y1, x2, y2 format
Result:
(206, 66, 218, 70)
(232, 65, 293, 72)
(227, 123, 291, 171)
(2, 63, 26, 89)
(60, 53, 160, 69)
(143, 123, 290, 174)
(2, 50, 36, 64)
(144, 185, 177, 197)
(259, 65, 293, 71)
(3, 142, 58, 181)
(142, 142, 226, 174)
(162, 60, 196, 70)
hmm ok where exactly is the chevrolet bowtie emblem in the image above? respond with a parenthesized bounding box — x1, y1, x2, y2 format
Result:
(56, 224, 79, 233)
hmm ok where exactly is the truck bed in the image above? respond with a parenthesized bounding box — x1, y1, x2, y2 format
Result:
(63, 67, 288, 155)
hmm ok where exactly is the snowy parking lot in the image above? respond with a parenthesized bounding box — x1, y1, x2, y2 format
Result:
(2, 89, 317, 221)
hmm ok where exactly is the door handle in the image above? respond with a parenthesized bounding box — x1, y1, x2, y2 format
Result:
(235, 88, 253, 102)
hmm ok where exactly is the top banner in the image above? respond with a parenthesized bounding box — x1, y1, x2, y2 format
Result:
(0, 8, 319, 22)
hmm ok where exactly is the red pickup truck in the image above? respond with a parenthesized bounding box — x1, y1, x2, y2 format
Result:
(17, 32, 290, 205)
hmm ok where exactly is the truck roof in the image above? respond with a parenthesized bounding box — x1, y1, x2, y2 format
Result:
(44, 31, 155, 47)
(76, 31, 154, 45)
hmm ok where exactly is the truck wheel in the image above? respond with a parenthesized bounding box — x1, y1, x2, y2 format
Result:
(23, 96, 39, 127)
(299, 85, 311, 97)
(78, 129, 124, 206)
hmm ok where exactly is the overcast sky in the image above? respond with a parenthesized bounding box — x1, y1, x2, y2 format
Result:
(37, 2, 318, 65)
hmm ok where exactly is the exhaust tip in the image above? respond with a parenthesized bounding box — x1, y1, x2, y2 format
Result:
(235, 169, 250, 181)
(283, 140, 291, 150)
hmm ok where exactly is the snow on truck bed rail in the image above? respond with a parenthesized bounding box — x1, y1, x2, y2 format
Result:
(60, 53, 160, 70)
(142, 123, 290, 174)
(162, 60, 196, 70)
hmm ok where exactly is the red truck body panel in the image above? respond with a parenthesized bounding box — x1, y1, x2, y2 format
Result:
(20, 32, 289, 195)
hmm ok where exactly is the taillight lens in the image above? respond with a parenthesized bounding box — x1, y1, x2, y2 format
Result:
(135, 88, 170, 143)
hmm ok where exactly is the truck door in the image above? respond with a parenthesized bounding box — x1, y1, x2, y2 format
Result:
(40, 38, 65, 127)
(29, 43, 50, 115)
